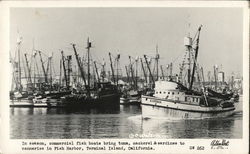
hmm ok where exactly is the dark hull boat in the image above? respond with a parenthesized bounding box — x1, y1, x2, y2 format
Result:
(61, 93, 120, 108)
(60, 82, 120, 109)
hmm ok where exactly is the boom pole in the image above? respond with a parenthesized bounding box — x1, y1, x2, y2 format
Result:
(61, 51, 69, 89)
(109, 52, 115, 83)
(189, 25, 202, 90)
(160, 65, 165, 80)
(129, 56, 136, 89)
(125, 66, 130, 86)
(59, 59, 62, 91)
(116, 54, 120, 86)
(86, 38, 92, 88)
(72, 44, 88, 93)
(140, 58, 147, 85)
(67, 55, 72, 88)
(155, 45, 159, 81)
(17, 37, 22, 91)
(94, 61, 100, 84)
(143, 55, 154, 85)
(24, 53, 33, 86)
(37, 50, 48, 83)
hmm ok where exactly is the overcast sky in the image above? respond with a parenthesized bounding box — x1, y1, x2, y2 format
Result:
(10, 8, 243, 80)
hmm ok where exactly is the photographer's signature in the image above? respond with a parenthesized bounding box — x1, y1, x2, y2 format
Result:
(210, 139, 229, 149)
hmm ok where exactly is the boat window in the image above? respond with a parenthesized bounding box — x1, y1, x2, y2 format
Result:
(168, 92, 170, 94)
(172, 92, 174, 95)
(156, 92, 158, 94)
(164, 92, 166, 94)
(160, 91, 162, 94)
(185, 97, 187, 101)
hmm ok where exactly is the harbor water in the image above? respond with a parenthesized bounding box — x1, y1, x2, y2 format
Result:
(10, 99, 242, 139)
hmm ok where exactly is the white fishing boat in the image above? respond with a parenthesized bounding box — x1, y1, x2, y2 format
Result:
(32, 96, 48, 107)
(141, 25, 236, 119)
(10, 98, 34, 107)
(120, 90, 141, 105)
(141, 81, 235, 119)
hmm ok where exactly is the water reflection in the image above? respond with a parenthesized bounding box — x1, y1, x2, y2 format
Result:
(10, 103, 242, 139)
(10, 105, 142, 139)
(138, 110, 242, 138)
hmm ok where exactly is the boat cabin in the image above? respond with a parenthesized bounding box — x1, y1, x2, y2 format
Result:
(153, 81, 201, 105)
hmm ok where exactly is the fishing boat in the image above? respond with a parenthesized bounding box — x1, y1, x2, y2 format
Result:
(60, 82, 120, 108)
(9, 97, 34, 107)
(141, 25, 236, 119)
(141, 80, 235, 119)
(120, 89, 141, 105)
(33, 91, 71, 107)
(58, 39, 120, 109)
(120, 56, 145, 105)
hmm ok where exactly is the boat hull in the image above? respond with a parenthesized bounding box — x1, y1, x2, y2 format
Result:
(120, 97, 141, 105)
(141, 95, 235, 119)
(60, 93, 120, 109)
(9, 99, 34, 107)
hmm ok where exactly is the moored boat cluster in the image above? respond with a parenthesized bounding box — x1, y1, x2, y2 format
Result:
(10, 26, 242, 118)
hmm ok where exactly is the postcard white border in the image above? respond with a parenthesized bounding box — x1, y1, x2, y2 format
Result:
(0, 1, 249, 154)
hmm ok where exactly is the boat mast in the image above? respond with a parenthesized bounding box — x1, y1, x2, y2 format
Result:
(160, 65, 165, 80)
(155, 45, 159, 81)
(61, 51, 68, 89)
(72, 44, 88, 93)
(140, 58, 147, 85)
(189, 25, 202, 90)
(214, 65, 218, 90)
(46, 57, 50, 83)
(17, 37, 22, 91)
(101, 59, 106, 82)
(94, 61, 100, 84)
(86, 37, 92, 88)
(34, 53, 41, 90)
(31, 40, 36, 90)
(67, 55, 72, 89)
(37, 50, 48, 83)
(59, 59, 62, 91)
(116, 54, 120, 86)
(129, 56, 136, 89)
(33, 53, 36, 89)
(143, 55, 154, 87)
(125, 66, 130, 86)
(135, 57, 138, 89)
(109, 52, 115, 84)
(24, 53, 33, 88)
(49, 56, 53, 91)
